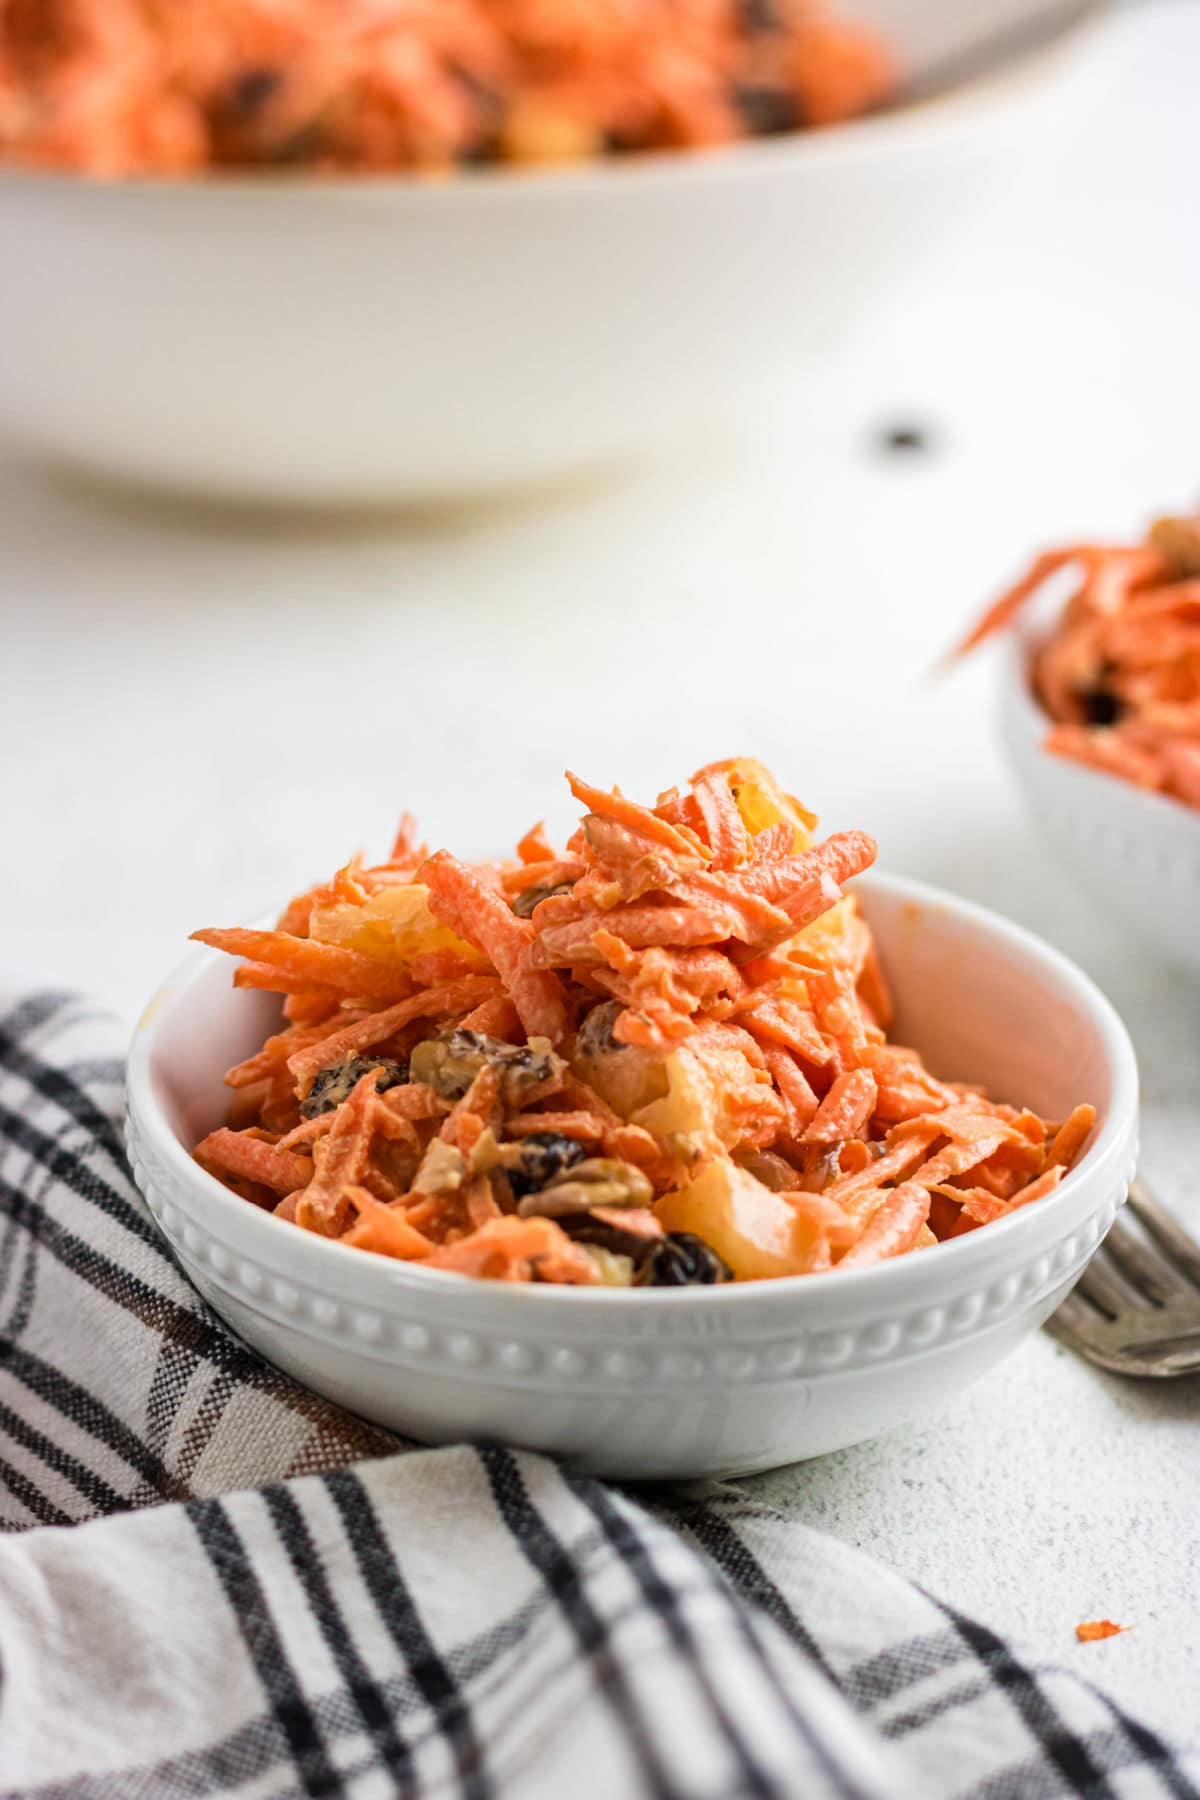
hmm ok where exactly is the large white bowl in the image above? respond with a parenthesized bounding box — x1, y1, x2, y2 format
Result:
(126, 870, 1138, 1480)
(0, 2, 1105, 506)
(1000, 630, 1200, 974)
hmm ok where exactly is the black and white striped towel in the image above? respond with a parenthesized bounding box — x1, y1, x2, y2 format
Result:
(1, 990, 1194, 1800)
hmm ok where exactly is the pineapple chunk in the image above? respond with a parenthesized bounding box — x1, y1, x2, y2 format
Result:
(655, 1158, 824, 1281)
(310, 883, 484, 969)
(632, 1049, 713, 1139)
(634, 1042, 777, 1154)
(717, 757, 818, 851)
(791, 893, 859, 964)
(571, 1036, 668, 1119)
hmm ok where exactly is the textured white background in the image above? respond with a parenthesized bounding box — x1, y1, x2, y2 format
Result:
(1, 0, 1197, 1748)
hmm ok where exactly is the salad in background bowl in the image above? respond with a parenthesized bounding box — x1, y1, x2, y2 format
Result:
(959, 513, 1200, 973)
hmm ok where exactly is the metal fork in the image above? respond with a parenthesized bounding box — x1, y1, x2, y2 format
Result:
(1047, 1179, 1200, 1377)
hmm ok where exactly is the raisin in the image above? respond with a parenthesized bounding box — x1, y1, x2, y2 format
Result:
(227, 66, 282, 118)
(576, 999, 625, 1058)
(640, 1232, 733, 1286)
(732, 84, 799, 136)
(739, 0, 781, 32)
(506, 1132, 587, 1199)
(1078, 687, 1124, 727)
(301, 1055, 407, 1119)
(880, 423, 932, 454)
(512, 881, 574, 919)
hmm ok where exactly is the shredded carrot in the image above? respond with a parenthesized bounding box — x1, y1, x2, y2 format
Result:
(802, 1069, 878, 1143)
(1046, 1105, 1098, 1170)
(837, 1182, 930, 1267)
(191, 929, 413, 1002)
(420, 852, 570, 1042)
(191, 758, 1095, 1285)
(691, 765, 751, 869)
(341, 1189, 435, 1261)
(295, 1071, 381, 1235)
(287, 976, 501, 1090)
(516, 821, 555, 865)
(1076, 1620, 1130, 1643)
(194, 1127, 313, 1197)
(955, 515, 1200, 811)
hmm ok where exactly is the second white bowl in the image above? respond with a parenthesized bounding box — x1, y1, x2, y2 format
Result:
(1000, 632, 1200, 974)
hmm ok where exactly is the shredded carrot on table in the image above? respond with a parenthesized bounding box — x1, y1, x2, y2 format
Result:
(0, 1, 896, 178)
(1076, 1620, 1130, 1643)
(954, 512, 1200, 812)
(190, 758, 1096, 1287)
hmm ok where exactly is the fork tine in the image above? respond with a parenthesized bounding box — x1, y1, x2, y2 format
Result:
(1127, 1179, 1200, 1287)
(1075, 1254, 1144, 1318)
(1098, 1212, 1188, 1306)
(1046, 1292, 1110, 1350)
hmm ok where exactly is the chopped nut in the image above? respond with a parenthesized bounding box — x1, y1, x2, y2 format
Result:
(517, 1156, 654, 1218)
(578, 1245, 636, 1286)
(1149, 514, 1200, 578)
(411, 1139, 466, 1197)
(409, 1029, 562, 1105)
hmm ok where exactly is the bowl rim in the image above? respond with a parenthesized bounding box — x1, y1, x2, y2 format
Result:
(127, 864, 1139, 1312)
(0, 0, 1105, 206)
(1000, 609, 1200, 835)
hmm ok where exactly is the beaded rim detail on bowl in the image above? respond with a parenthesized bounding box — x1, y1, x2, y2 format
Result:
(126, 1102, 1134, 1392)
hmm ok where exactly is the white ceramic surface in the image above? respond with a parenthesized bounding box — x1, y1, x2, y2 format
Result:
(0, 2, 1105, 507)
(999, 630, 1200, 974)
(125, 870, 1138, 1480)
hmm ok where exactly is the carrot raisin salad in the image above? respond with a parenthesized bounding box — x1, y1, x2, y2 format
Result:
(0, 0, 895, 178)
(957, 512, 1200, 811)
(193, 759, 1094, 1286)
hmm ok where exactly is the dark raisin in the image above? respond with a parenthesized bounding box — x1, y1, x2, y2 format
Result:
(739, 0, 781, 33)
(880, 424, 931, 454)
(512, 881, 574, 920)
(732, 84, 799, 136)
(576, 999, 625, 1058)
(560, 1212, 662, 1260)
(1078, 687, 1124, 727)
(450, 63, 503, 165)
(640, 1232, 733, 1286)
(227, 66, 283, 119)
(268, 122, 325, 165)
(506, 1132, 588, 1199)
(301, 1055, 407, 1119)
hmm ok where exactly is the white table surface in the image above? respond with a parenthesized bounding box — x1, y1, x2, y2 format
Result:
(2, 0, 1198, 1754)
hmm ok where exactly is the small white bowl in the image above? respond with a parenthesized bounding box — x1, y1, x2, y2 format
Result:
(0, 2, 1106, 507)
(126, 869, 1137, 1480)
(1000, 629, 1200, 974)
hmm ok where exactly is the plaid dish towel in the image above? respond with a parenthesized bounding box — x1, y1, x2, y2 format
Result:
(1, 992, 1195, 1800)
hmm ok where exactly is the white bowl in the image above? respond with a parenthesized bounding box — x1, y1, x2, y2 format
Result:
(0, 2, 1106, 507)
(1000, 630, 1200, 973)
(126, 869, 1138, 1479)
